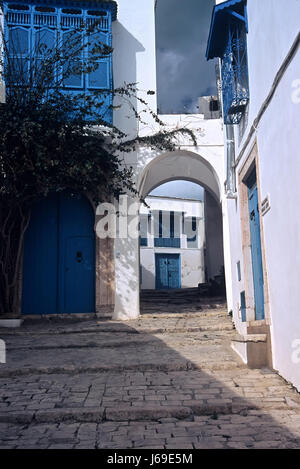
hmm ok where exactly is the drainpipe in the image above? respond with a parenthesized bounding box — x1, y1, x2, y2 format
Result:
(225, 124, 237, 198)
(215, 59, 237, 199)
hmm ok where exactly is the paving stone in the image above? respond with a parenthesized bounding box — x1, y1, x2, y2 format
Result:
(0, 303, 300, 449)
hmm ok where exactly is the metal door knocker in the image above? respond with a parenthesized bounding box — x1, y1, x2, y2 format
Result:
(76, 251, 83, 263)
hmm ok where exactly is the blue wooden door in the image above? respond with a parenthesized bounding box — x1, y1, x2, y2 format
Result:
(155, 254, 180, 289)
(22, 193, 95, 314)
(63, 237, 95, 313)
(248, 173, 265, 320)
(22, 193, 58, 315)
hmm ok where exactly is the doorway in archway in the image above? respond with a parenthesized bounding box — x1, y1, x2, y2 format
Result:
(139, 180, 225, 297)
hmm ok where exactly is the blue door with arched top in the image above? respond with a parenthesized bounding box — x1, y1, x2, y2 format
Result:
(22, 193, 95, 314)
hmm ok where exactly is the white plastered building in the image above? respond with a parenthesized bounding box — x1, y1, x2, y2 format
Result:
(111, 0, 226, 323)
(9, 0, 299, 392)
(207, 0, 300, 390)
(139, 196, 205, 290)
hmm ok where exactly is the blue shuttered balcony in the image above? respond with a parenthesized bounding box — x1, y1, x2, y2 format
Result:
(3, 0, 117, 125)
(206, 0, 249, 125)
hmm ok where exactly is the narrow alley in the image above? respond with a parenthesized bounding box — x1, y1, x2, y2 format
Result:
(0, 296, 300, 449)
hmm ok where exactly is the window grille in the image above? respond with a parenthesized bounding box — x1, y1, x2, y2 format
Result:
(3, 1, 114, 124)
(221, 23, 249, 124)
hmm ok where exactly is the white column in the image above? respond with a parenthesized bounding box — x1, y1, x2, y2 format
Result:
(113, 196, 140, 320)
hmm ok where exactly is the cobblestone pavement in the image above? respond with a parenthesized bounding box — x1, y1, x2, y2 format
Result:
(0, 302, 300, 449)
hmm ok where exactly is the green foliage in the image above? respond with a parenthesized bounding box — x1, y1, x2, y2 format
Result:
(0, 21, 196, 314)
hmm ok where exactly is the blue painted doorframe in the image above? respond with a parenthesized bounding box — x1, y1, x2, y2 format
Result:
(155, 254, 181, 290)
(22, 193, 95, 314)
(247, 170, 265, 320)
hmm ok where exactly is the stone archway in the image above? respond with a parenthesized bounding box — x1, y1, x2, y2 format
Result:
(113, 148, 225, 320)
(138, 150, 222, 203)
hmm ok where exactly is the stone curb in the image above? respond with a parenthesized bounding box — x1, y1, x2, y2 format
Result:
(2, 400, 293, 425)
(5, 331, 236, 352)
(0, 408, 105, 424)
(1, 391, 297, 426)
(0, 360, 244, 378)
(0, 324, 234, 336)
(0, 403, 246, 425)
(105, 406, 193, 421)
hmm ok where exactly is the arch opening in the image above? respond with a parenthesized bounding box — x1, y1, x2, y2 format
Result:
(138, 151, 225, 303)
(138, 150, 222, 203)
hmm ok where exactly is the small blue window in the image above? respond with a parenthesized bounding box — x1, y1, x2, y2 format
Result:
(237, 261, 241, 281)
(240, 291, 247, 322)
(140, 237, 148, 247)
(187, 217, 197, 243)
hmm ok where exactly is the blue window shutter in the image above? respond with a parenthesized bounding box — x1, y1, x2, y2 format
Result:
(87, 61, 110, 88)
(187, 216, 197, 246)
(62, 30, 83, 88)
(9, 27, 30, 55)
(3, 1, 115, 124)
(221, 23, 249, 124)
(34, 28, 55, 54)
(159, 211, 162, 238)
(170, 211, 174, 238)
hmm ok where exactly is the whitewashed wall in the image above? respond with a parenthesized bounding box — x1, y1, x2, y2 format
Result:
(111, 1, 226, 320)
(218, 0, 300, 389)
(112, 0, 157, 138)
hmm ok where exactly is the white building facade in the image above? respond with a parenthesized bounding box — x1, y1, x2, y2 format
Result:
(207, 0, 300, 390)
(139, 196, 205, 290)
(111, 0, 226, 322)
(7, 0, 299, 392)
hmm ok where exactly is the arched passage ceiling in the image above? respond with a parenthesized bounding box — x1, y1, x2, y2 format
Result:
(138, 151, 221, 202)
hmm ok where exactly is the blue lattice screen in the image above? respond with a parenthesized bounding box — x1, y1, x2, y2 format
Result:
(221, 23, 249, 125)
(3, 1, 113, 124)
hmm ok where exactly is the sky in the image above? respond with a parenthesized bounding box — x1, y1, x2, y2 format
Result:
(150, 181, 204, 200)
(154, 1, 215, 198)
(155, 0, 217, 114)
